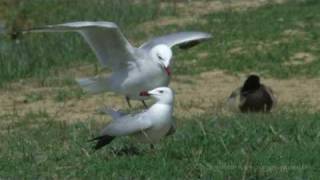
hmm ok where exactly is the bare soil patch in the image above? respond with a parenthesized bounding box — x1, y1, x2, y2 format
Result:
(172, 70, 320, 116)
(228, 47, 244, 55)
(1, 70, 320, 123)
(282, 29, 306, 38)
(284, 52, 316, 66)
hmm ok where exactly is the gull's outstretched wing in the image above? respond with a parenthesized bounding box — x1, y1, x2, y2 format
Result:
(24, 21, 136, 70)
(100, 112, 152, 137)
(140, 31, 212, 51)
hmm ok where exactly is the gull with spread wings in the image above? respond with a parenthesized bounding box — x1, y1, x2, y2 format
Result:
(24, 21, 211, 107)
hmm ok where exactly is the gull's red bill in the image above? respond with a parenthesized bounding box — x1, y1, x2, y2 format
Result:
(139, 91, 150, 96)
(164, 67, 171, 76)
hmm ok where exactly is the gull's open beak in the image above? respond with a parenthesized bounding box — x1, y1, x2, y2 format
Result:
(164, 66, 171, 76)
(139, 91, 150, 96)
(158, 61, 171, 76)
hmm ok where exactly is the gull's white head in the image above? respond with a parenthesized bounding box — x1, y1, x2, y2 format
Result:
(150, 44, 172, 68)
(144, 87, 174, 104)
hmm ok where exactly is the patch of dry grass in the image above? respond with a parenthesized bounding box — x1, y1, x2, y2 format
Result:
(283, 52, 316, 66)
(1, 70, 320, 123)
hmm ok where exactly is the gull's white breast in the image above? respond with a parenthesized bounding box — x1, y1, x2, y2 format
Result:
(109, 55, 170, 100)
(133, 104, 173, 143)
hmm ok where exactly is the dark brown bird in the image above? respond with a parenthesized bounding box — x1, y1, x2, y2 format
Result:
(227, 75, 276, 113)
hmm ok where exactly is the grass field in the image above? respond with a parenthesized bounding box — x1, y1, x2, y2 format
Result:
(1, 0, 320, 179)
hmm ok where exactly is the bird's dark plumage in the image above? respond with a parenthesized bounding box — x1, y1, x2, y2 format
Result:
(90, 135, 115, 150)
(241, 74, 261, 92)
(228, 75, 276, 113)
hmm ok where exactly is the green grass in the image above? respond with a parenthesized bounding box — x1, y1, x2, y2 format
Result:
(0, 110, 319, 179)
(174, 0, 320, 77)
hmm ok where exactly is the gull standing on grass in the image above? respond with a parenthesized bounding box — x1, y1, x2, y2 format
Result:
(90, 87, 175, 150)
(23, 21, 211, 107)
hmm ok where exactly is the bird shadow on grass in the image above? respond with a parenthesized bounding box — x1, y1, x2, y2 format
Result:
(109, 146, 142, 157)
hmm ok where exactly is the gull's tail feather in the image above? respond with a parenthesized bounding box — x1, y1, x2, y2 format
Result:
(89, 135, 115, 150)
(76, 76, 109, 94)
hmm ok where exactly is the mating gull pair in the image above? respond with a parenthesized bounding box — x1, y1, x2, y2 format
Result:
(24, 21, 211, 149)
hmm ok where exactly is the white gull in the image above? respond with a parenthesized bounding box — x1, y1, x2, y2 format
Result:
(24, 21, 211, 107)
(90, 87, 175, 150)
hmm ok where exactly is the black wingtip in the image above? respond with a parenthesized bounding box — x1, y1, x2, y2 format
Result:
(89, 135, 115, 151)
(178, 40, 201, 50)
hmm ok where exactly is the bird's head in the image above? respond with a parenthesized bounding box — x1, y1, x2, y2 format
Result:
(140, 87, 174, 104)
(242, 74, 261, 91)
(150, 44, 172, 68)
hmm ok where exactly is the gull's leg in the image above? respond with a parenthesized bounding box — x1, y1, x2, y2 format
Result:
(165, 124, 176, 137)
(126, 96, 132, 108)
(150, 144, 155, 150)
(148, 144, 157, 154)
(141, 100, 148, 108)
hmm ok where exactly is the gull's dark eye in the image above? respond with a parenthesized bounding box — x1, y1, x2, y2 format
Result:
(157, 54, 164, 61)
(159, 90, 164, 93)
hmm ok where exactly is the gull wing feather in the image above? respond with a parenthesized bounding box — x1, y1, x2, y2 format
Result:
(24, 21, 136, 70)
(100, 111, 152, 137)
(140, 31, 212, 51)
